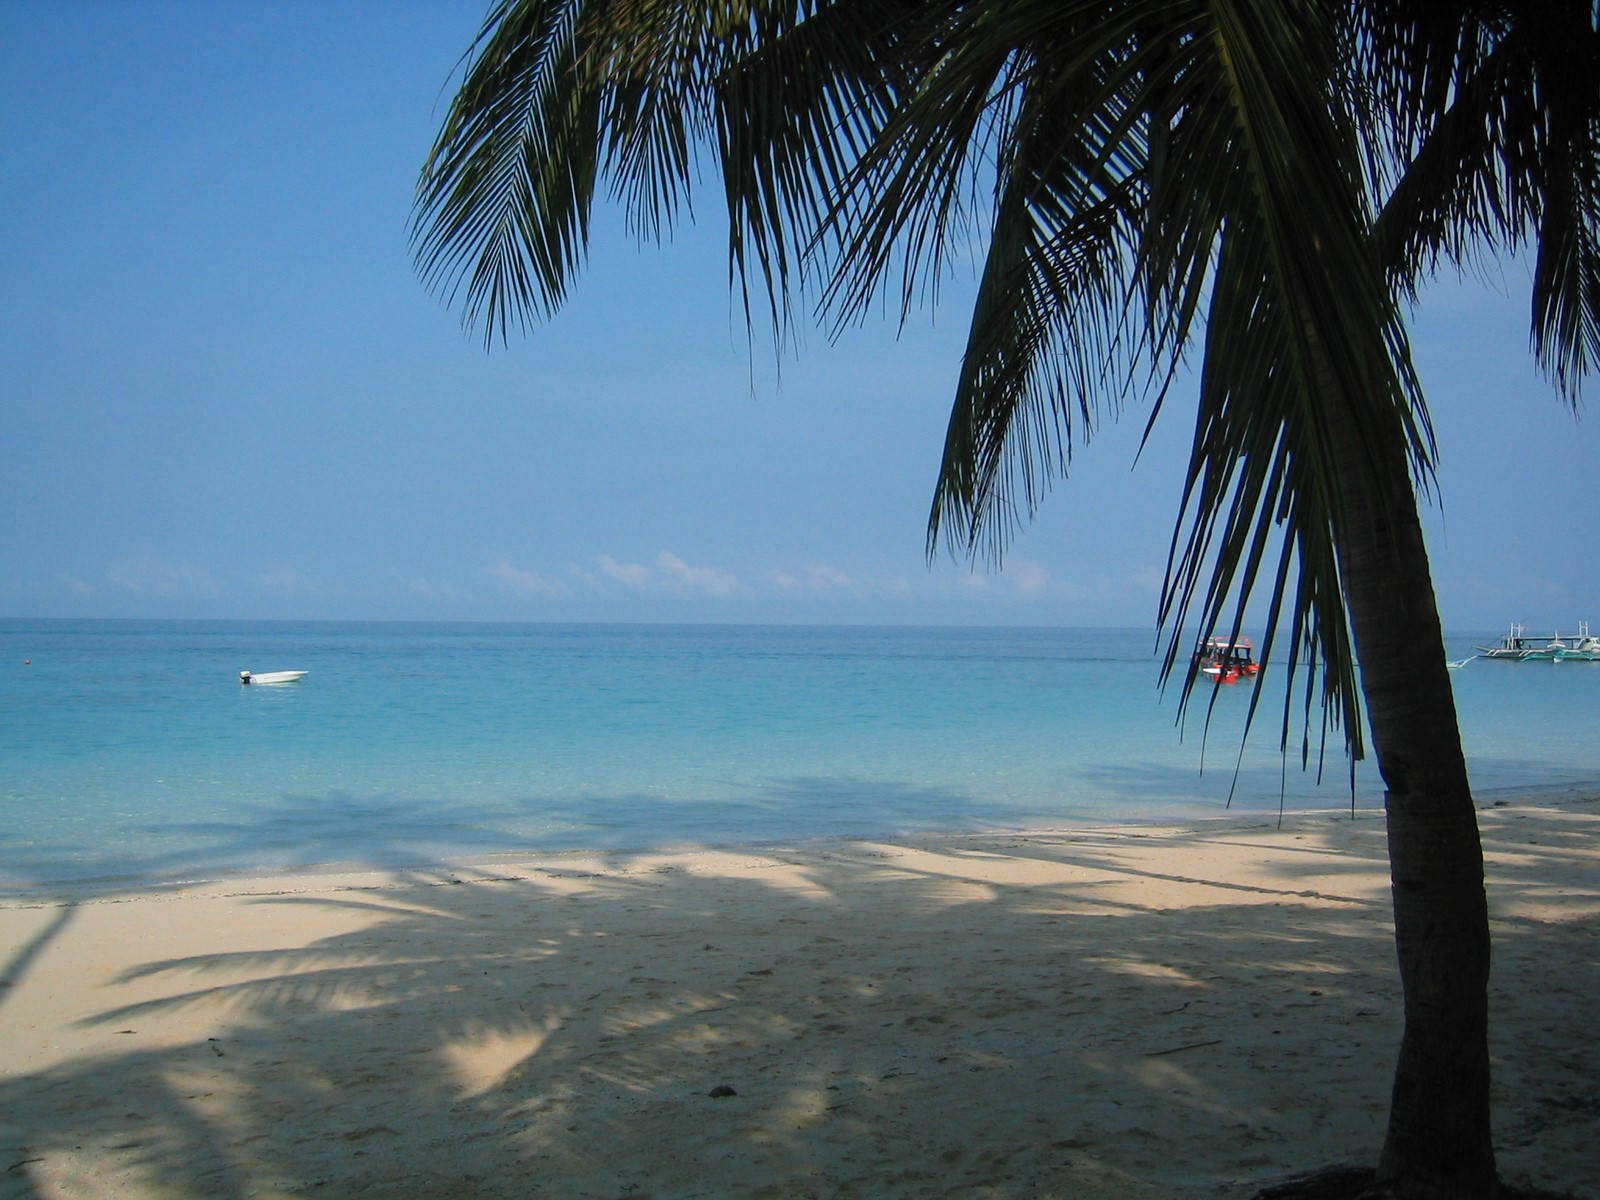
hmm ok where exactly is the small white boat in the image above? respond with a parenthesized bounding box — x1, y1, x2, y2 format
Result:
(239, 669, 308, 685)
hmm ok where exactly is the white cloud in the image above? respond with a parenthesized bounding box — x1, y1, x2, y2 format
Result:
(1130, 565, 1165, 592)
(405, 576, 465, 601)
(488, 561, 569, 597)
(881, 575, 914, 596)
(568, 563, 604, 591)
(256, 565, 326, 596)
(1006, 558, 1049, 597)
(595, 555, 658, 590)
(108, 558, 221, 597)
(658, 551, 742, 596)
(591, 552, 743, 598)
(768, 562, 859, 593)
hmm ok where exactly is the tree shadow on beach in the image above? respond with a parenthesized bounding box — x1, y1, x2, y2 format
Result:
(7, 775, 1042, 898)
(1, 809, 1594, 1200)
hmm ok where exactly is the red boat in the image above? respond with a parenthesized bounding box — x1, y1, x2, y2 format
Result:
(1194, 636, 1260, 684)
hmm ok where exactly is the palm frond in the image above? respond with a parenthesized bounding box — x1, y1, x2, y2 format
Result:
(413, 0, 602, 345)
(904, 0, 1428, 760)
(712, 0, 915, 334)
(414, 0, 1597, 773)
(1362, 1, 1600, 399)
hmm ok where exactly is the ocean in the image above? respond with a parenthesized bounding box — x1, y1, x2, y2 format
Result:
(3, 620, 1596, 894)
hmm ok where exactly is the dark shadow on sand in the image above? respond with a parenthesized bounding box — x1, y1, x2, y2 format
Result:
(1, 811, 1593, 1198)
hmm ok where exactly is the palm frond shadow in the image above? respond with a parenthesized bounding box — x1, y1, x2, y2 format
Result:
(8, 776, 1029, 897)
(3, 816, 1594, 1198)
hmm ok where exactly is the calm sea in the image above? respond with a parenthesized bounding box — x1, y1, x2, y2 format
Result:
(2, 620, 1596, 894)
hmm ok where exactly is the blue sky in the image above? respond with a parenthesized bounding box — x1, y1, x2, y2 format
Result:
(3, 1, 1594, 631)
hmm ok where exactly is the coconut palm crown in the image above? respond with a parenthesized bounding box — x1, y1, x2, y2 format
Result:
(414, 2, 1599, 1195)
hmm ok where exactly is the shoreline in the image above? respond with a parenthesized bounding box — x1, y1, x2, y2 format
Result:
(7, 779, 1594, 907)
(2, 796, 1596, 1198)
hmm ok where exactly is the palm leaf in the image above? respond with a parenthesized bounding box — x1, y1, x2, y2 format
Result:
(414, 0, 1596, 771)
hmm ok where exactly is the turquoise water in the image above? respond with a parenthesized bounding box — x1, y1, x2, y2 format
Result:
(2, 620, 1596, 894)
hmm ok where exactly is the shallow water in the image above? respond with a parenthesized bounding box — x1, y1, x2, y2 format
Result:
(2, 620, 1595, 892)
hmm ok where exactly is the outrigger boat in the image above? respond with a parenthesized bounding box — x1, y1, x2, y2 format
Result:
(1474, 622, 1600, 662)
(239, 669, 309, 685)
(1193, 635, 1261, 684)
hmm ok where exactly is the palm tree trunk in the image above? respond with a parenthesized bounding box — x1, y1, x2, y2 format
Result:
(1321, 394, 1496, 1198)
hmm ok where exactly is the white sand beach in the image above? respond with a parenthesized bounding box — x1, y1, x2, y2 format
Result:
(1, 796, 1596, 1199)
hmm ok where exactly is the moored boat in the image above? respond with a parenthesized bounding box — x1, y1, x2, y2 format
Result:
(1474, 622, 1600, 662)
(239, 669, 309, 685)
(1193, 635, 1260, 684)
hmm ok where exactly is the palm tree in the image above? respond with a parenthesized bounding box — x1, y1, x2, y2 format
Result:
(412, 2, 1599, 1196)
